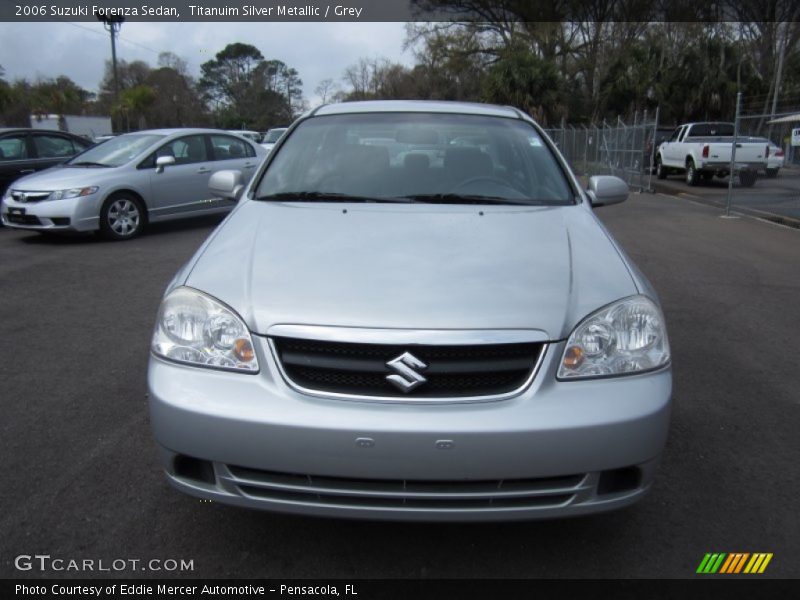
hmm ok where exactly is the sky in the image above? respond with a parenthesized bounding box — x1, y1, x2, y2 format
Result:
(0, 21, 413, 107)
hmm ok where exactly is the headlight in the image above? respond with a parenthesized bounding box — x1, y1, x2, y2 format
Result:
(558, 295, 669, 379)
(49, 186, 99, 201)
(151, 287, 259, 373)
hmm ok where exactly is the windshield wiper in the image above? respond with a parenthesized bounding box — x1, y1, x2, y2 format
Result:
(68, 161, 112, 168)
(255, 191, 409, 203)
(403, 194, 544, 206)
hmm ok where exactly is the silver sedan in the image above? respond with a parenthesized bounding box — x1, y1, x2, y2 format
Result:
(148, 101, 672, 521)
(0, 128, 266, 240)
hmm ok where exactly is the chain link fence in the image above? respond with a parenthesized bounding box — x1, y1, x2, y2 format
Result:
(726, 94, 800, 223)
(542, 109, 661, 193)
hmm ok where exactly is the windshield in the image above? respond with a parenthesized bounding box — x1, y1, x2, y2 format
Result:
(255, 113, 574, 205)
(66, 134, 164, 167)
(264, 128, 287, 143)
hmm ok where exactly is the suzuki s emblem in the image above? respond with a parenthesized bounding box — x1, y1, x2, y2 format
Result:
(386, 351, 427, 393)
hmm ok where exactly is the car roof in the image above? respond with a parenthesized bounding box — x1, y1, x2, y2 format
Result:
(122, 128, 250, 137)
(313, 100, 525, 120)
(0, 127, 88, 137)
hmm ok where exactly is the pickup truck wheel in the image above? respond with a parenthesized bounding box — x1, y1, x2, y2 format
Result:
(739, 171, 757, 187)
(685, 160, 699, 186)
(655, 156, 667, 179)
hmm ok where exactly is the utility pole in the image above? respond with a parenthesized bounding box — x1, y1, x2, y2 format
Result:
(97, 14, 125, 104)
(768, 22, 786, 140)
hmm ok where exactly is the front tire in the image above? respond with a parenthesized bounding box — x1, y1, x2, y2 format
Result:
(99, 194, 146, 241)
(655, 156, 667, 179)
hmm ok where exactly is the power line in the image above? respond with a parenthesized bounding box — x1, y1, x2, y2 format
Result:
(64, 22, 201, 70)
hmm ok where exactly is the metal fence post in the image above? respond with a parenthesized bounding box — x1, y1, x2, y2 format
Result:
(630, 111, 639, 188)
(602, 120, 614, 173)
(583, 125, 589, 176)
(640, 109, 648, 191)
(648, 105, 659, 193)
(595, 125, 600, 166)
(571, 125, 577, 171)
(725, 92, 742, 218)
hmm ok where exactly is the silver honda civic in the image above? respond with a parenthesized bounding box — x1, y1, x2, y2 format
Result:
(148, 101, 672, 521)
(0, 128, 266, 240)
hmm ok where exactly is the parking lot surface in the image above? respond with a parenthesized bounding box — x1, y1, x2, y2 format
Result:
(1, 193, 798, 579)
(653, 165, 800, 223)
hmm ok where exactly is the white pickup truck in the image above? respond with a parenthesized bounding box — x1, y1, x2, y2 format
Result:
(655, 122, 769, 187)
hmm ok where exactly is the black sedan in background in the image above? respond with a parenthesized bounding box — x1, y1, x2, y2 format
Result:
(0, 128, 93, 196)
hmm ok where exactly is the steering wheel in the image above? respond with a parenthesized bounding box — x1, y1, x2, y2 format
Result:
(449, 176, 528, 197)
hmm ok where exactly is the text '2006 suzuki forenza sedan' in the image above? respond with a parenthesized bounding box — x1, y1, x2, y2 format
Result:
(148, 101, 671, 521)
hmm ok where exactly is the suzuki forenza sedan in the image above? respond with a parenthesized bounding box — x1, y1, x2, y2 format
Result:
(148, 101, 671, 521)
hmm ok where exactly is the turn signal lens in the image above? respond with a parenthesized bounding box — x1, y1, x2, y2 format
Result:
(233, 338, 255, 363)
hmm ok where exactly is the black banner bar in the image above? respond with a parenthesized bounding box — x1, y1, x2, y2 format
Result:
(2, 0, 800, 22)
(3, 579, 799, 600)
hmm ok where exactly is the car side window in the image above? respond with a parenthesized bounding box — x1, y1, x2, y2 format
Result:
(33, 134, 75, 158)
(668, 127, 682, 143)
(0, 135, 29, 160)
(158, 135, 208, 165)
(209, 135, 254, 160)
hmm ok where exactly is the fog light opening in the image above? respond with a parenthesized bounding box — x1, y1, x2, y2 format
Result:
(597, 466, 641, 496)
(173, 455, 216, 485)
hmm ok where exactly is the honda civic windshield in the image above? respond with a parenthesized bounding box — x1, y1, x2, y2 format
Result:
(255, 113, 575, 205)
(66, 134, 164, 168)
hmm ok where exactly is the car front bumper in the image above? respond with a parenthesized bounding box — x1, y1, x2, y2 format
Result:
(1, 194, 102, 232)
(148, 337, 672, 521)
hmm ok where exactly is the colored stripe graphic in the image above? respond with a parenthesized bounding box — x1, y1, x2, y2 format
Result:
(744, 553, 773, 574)
(698, 552, 773, 574)
(697, 553, 727, 573)
(721, 553, 749, 574)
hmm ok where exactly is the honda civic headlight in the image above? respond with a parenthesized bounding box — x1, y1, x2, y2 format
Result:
(558, 295, 669, 379)
(151, 287, 259, 373)
(49, 186, 99, 201)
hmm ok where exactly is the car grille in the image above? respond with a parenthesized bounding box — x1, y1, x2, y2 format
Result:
(10, 190, 50, 203)
(271, 337, 544, 400)
(225, 465, 584, 511)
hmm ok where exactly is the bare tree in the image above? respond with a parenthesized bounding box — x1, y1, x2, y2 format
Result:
(314, 78, 336, 104)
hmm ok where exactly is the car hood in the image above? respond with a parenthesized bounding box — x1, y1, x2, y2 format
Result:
(184, 200, 638, 340)
(9, 165, 121, 190)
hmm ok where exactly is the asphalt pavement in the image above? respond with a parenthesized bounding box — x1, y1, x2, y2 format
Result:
(1, 194, 799, 579)
(651, 165, 800, 224)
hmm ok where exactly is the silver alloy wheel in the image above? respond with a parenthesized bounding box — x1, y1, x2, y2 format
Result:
(107, 198, 140, 236)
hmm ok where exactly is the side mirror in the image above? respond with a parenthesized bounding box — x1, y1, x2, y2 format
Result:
(155, 155, 175, 174)
(587, 175, 629, 207)
(209, 170, 245, 201)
